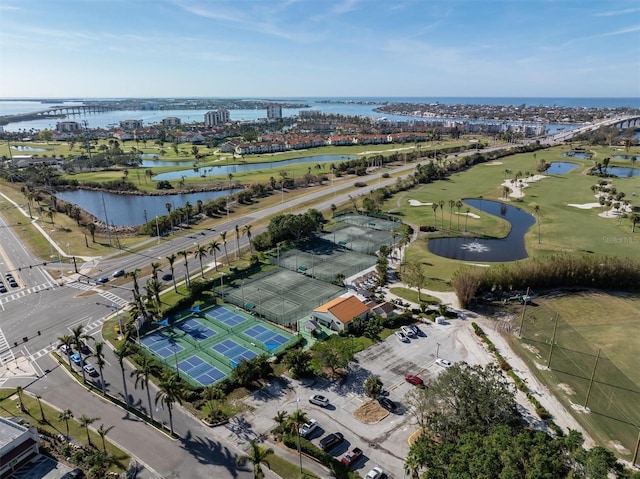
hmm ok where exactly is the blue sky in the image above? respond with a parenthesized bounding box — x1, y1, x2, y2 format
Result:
(0, 0, 639, 98)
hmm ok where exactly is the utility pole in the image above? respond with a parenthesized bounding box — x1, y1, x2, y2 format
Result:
(632, 430, 640, 467)
(518, 287, 531, 338)
(584, 348, 601, 409)
(547, 312, 559, 368)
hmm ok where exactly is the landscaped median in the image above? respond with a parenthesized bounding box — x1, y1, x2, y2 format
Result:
(0, 387, 130, 478)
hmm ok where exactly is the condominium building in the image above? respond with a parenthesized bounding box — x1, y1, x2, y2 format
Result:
(267, 104, 282, 120)
(204, 109, 230, 127)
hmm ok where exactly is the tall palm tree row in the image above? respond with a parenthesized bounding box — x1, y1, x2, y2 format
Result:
(193, 244, 208, 278)
(79, 414, 99, 446)
(243, 224, 253, 255)
(166, 253, 178, 292)
(58, 409, 74, 438)
(92, 341, 108, 394)
(154, 372, 186, 436)
(131, 355, 161, 422)
(177, 250, 191, 286)
(113, 341, 132, 408)
(207, 239, 221, 272)
(220, 231, 230, 265)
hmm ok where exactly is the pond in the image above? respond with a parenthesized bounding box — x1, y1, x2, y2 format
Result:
(10, 145, 47, 152)
(547, 162, 580, 174)
(55, 188, 241, 227)
(427, 199, 536, 262)
(612, 155, 640, 161)
(605, 167, 640, 178)
(153, 154, 353, 181)
(140, 159, 195, 167)
(563, 151, 591, 159)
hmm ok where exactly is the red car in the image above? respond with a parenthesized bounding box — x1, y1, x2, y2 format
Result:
(341, 447, 363, 467)
(405, 374, 424, 386)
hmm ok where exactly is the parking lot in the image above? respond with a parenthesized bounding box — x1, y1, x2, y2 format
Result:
(232, 316, 490, 478)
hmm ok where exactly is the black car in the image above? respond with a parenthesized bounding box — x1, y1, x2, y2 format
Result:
(320, 432, 344, 451)
(162, 273, 173, 281)
(61, 468, 84, 479)
(378, 397, 397, 413)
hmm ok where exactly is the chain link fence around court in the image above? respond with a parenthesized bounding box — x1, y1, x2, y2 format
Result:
(319, 225, 396, 255)
(219, 268, 345, 326)
(269, 237, 377, 283)
(334, 213, 402, 231)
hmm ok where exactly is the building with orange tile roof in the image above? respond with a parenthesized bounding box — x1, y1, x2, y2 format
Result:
(312, 295, 369, 331)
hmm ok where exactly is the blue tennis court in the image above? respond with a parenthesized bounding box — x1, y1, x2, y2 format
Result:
(178, 355, 226, 386)
(140, 333, 184, 359)
(243, 324, 291, 351)
(175, 318, 217, 341)
(212, 339, 258, 367)
(205, 305, 248, 328)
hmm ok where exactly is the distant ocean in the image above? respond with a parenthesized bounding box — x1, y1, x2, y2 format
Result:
(1, 96, 638, 132)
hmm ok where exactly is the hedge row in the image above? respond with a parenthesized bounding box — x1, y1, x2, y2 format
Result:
(471, 323, 563, 436)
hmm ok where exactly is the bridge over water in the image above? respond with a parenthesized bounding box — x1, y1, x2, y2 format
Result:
(0, 104, 119, 126)
(543, 115, 640, 144)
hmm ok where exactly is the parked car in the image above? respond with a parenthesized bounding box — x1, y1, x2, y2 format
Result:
(83, 363, 99, 377)
(299, 419, 317, 438)
(395, 331, 408, 342)
(0, 285, 6, 293)
(365, 466, 385, 479)
(309, 394, 329, 407)
(162, 273, 173, 281)
(59, 344, 72, 355)
(405, 374, 424, 386)
(112, 269, 125, 278)
(408, 324, 419, 335)
(8, 279, 18, 287)
(401, 325, 415, 337)
(320, 432, 344, 451)
(435, 358, 452, 368)
(341, 447, 363, 467)
(70, 353, 83, 365)
(61, 468, 84, 479)
(377, 396, 397, 413)
(79, 342, 92, 355)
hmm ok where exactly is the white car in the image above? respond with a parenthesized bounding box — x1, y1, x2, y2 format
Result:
(395, 331, 409, 342)
(435, 358, 453, 368)
(299, 419, 317, 438)
(309, 394, 329, 407)
(365, 466, 384, 479)
(401, 325, 415, 337)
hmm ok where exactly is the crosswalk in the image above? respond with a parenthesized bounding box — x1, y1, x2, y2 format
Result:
(0, 280, 59, 304)
(100, 290, 129, 307)
(0, 328, 15, 366)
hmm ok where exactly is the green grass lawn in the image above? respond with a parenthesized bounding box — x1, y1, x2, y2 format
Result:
(506, 292, 640, 460)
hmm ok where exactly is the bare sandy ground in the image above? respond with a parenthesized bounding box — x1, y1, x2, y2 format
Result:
(408, 199, 433, 206)
(501, 175, 548, 199)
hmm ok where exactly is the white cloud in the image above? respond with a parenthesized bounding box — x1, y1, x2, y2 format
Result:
(594, 7, 640, 17)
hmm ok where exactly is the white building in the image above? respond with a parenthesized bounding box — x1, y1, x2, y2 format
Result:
(0, 416, 40, 477)
(120, 119, 143, 130)
(204, 109, 230, 127)
(267, 104, 282, 120)
(56, 121, 82, 132)
(162, 117, 181, 127)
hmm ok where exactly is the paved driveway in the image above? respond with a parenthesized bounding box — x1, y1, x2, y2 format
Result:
(239, 317, 490, 479)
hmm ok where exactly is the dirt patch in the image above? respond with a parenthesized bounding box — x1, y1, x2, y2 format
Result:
(522, 343, 540, 355)
(558, 383, 575, 396)
(353, 400, 389, 424)
(607, 440, 630, 455)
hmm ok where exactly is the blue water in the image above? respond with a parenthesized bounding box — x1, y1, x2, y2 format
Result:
(55, 188, 241, 226)
(10, 145, 46, 152)
(547, 162, 580, 174)
(2, 96, 632, 132)
(153, 154, 351, 181)
(563, 151, 591, 159)
(427, 199, 536, 262)
(140, 159, 195, 167)
(612, 155, 640, 161)
(606, 167, 640, 178)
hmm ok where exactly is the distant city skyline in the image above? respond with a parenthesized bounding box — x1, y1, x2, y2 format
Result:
(0, 0, 639, 99)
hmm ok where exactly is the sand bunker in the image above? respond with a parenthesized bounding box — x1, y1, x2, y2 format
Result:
(501, 175, 548, 199)
(408, 199, 433, 206)
(455, 211, 480, 219)
(567, 203, 601, 209)
(485, 161, 503, 165)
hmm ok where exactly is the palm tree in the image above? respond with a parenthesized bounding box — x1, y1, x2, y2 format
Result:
(131, 355, 161, 422)
(193, 244, 208, 278)
(58, 409, 74, 438)
(220, 231, 230, 265)
(58, 334, 74, 368)
(448, 199, 455, 228)
(438, 200, 445, 229)
(155, 372, 186, 436)
(630, 213, 640, 233)
(364, 375, 383, 398)
(165, 202, 173, 230)
(235, 224, 241, 258)
(177, 250, 191, 286)
(166, 253, 177, 292)
(464, 207, 470, 231)
(96, 424, 114, 452)
(533, 205, 541, 244)
(113, 342, 132, 408)
(70, 325, 89, 383)
(79, 414, 99, 446)
(236, 439, 274, 479)
(285, 409, 309, 436)
(431, 202, 438, 229)
(207, 240, 221, 272)
(35, 394, 45, 422)
(243, 224, 253, 255)
(93, 341, 107, 394)
(15, 386, 26, 412)
(272, 410, 288, 433)
(455, 200, 463, 230)
(150, 262, 162, 281)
